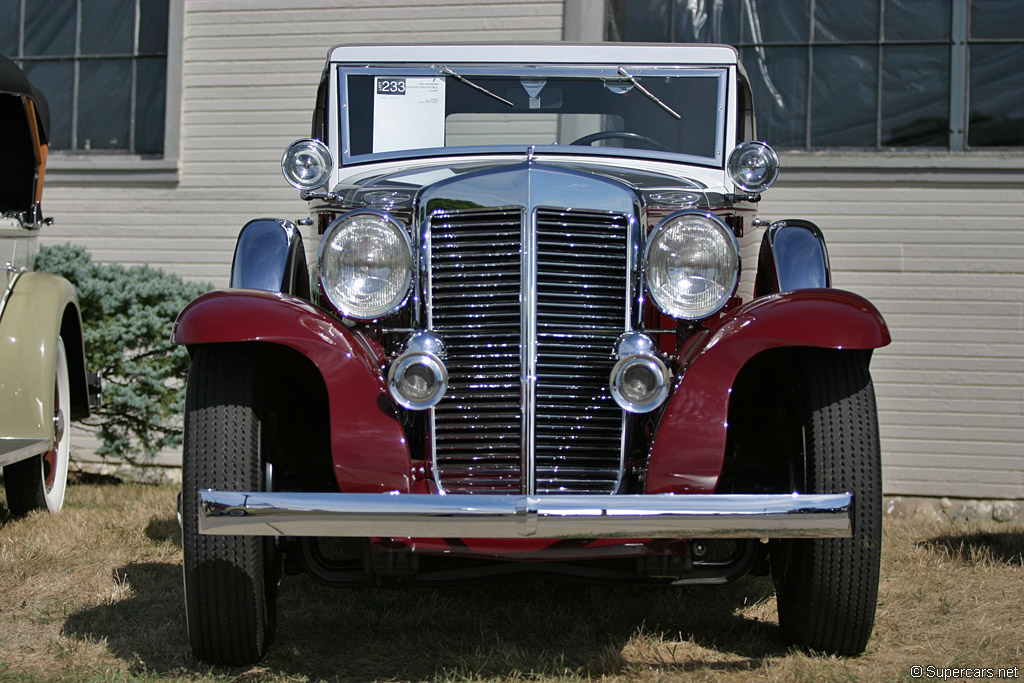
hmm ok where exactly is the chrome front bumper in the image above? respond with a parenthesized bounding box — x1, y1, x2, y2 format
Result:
(197, 491, 853, 539)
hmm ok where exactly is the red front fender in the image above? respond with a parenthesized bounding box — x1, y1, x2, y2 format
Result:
(646, 289, 890, 494)
(174, 290, 413, 493)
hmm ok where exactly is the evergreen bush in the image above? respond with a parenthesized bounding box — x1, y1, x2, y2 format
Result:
(36, 243, 212, 463)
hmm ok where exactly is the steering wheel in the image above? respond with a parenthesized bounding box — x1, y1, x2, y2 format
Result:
(570, 130, 670, 152)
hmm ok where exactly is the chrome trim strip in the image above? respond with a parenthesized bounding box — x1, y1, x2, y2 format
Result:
(421, 201, 434, 472)
(619, 207, 643, 493)
(0, 437, 51, 468)
(523, 205, 537, 494)
(0, 266, 26, 324)
(198, 490, 853, 539)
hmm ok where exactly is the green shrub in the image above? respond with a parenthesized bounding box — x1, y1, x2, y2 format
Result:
(36, 243, 212, 463)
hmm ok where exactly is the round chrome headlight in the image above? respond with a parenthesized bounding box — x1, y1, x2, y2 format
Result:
(645, 212, 740, 320)
(727, 141, 779, 193)
(282, 138, 333, 190)
(318, 212, 413, 320)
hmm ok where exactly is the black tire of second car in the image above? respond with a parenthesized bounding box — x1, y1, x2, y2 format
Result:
(181, 345, 277, 666)
(772, 349, 882, 656)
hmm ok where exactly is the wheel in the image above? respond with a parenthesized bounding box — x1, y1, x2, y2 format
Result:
(4, 337, 71, 515)
(770, 349, 881, 655)
(182, 345, 278, 666)
(570, 130, 670, 151)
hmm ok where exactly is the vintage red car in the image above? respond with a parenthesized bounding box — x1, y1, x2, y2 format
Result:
(175, 43, 890, 665)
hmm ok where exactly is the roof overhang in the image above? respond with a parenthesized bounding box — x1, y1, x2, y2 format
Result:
(328, 43, 738, 66)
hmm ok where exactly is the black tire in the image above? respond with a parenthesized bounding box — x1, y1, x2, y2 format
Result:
(771, 349, 881, 656)
(182, 345, 277, 666)
(4, 337, 71, 516)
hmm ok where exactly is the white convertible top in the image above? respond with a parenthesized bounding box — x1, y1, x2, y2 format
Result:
(328, 43, 738, 66)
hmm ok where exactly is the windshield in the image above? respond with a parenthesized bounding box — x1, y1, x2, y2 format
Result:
(337, 65, 728, 167)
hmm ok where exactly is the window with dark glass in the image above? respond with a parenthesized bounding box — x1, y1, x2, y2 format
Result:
(1, 0, 169, 155)
(607, 0, 1023, 150)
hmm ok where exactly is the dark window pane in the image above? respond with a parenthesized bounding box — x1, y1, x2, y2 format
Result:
(135, 56, 165, 154)
(815, 0, 879, 42)
(6, 0, 169, 156)
(139, 0, 169, 54)
(81, 0, 134, 55)
(752, 0, 811, 43)
(811, 46, 878, 146)
(741, 46, 808, 147)
(971, 0, 1024, 39)
(608, 0, 669, 42)
(672, 0, 741, 44)
(882, 45, 949, 146)
(22, 60, 73, 148)
(78, 58, 131, 150)
(968, 44, 1024, 146)
(885, 0, 950, 40)
(1, 0, 19, 50)
(24, 0, 75, 57)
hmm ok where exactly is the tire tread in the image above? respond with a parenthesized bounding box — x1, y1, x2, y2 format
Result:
(775, 349, 881, 656)
(182, 346, 272, 666)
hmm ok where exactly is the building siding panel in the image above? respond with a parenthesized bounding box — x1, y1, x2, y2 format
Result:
(760, 180, 1024, 500)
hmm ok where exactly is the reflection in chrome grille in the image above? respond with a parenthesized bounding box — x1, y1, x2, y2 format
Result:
(535, 209, 629, 493)
(429, 207, 629, 495)
(430, 209, 524, 493)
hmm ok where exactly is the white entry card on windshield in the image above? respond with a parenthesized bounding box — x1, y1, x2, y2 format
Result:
(372, 77, 446, 153)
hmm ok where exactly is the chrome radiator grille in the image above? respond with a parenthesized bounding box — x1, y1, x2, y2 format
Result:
(428, 207, 630, 495)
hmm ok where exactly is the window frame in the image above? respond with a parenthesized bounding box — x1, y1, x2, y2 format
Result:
(4, 0, 182, 183)
(604, 0, 1023, 152)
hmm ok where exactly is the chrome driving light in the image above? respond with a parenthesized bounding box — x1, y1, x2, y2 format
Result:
(388, 351, 448, 410)
(282, 138, 333, 190)
(405, 330, 447, 359)
(727, 141, 779, 193)
(645, 211, 740, 320)
(610, 352, 670, 414)
(610, 332, 670, 413)
(318, 211, 413, 320)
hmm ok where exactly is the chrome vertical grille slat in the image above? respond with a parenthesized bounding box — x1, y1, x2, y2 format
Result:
(428, 200, 631, 496)
(534, 208, 629, 494)
(430, 208, 524, 494)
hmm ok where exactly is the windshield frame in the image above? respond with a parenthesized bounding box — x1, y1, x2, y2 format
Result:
(334, 64, 730, 169)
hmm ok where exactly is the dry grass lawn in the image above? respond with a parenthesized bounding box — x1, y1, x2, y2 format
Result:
(0, 479, 1021, 682)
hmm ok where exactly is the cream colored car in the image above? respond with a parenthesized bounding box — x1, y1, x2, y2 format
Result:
(1, 55, 91, 516)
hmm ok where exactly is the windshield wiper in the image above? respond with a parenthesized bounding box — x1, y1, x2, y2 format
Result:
(438, 65, 514, 107)
(617, 66, 681, 120)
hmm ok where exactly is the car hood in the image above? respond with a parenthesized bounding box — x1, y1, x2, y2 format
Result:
(331, 158, 711, 213)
